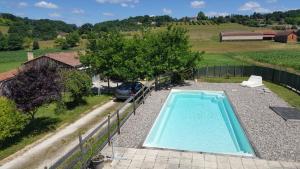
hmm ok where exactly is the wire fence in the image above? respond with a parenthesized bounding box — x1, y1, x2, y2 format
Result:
(193, 65, 300, 92)
(47, 74, 171, 169)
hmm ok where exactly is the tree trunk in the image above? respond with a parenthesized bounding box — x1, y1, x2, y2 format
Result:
(107, 77, 110, 89)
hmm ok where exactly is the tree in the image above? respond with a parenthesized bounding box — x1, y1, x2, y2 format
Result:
(197, 11, 207, 21)
(0, 97, 28, 144)
(4, 64, 62, 119)
(66, 31, 80, 48)
(61, 70, 92, 103)
(23, 37, 32, 50)
(55, 31, 80, 49)
(7, 33, 23, 50)
(33, 40, 40, 50)
(0, 32, 8, 51)
(142, 26, 202, 81)
(79, 23, 93, 35)
(81, 31, 125, 87)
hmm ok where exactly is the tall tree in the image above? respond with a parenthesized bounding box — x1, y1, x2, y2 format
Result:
(4, 64, 62, 119)
(0, 32, 8, 50)
(7, 33, 23, 50)
(197, 11, 207, 21)
(81, 31, 125, 87)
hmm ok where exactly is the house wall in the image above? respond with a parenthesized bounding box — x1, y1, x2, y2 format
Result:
(221, 35, 263, 41)
(287, 34, 297, 43)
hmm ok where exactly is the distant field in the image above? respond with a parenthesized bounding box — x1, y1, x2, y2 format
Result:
(230, 50, 300, 73)
(0, 25, 9, 34)
(176, 23, 300, 53)
(197, 53, 246, 67)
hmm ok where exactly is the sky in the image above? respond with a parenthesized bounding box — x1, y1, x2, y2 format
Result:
(0, 0, 299, 25)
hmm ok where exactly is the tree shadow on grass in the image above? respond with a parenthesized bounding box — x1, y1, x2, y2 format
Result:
(0, 117, 60, 150)
(64, 99, 87, 110)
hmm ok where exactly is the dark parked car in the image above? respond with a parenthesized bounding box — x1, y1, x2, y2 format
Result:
(115, 82, 144, 100)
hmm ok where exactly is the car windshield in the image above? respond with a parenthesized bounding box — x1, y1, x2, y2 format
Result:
(118, 83, 133, 90)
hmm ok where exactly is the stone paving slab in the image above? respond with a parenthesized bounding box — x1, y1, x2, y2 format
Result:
(100, 147, 300, 169)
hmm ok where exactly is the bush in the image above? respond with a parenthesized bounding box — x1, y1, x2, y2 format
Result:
(61, 70, 92, 103)
(33, 40, 40, 50)
(0, 97, 28, 144)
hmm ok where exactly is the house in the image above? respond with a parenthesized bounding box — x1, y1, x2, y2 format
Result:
(0, 69, 18, 95)
(22, 51, 82, 70)
(0, 52, 82, 95)
(274, 30, 298, 43)
(220, 31, 263, 42)
(57, 32, 68, 39)
(255, 30, 277, 40)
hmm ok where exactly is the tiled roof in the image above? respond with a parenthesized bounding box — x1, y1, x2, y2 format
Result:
(0, 69, 18, 82)
(220, 31, 263, 36)
(45, 52, 82, 67)
(275, 30, 296, 37)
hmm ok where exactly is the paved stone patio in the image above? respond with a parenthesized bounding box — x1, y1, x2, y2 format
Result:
(112, 82, 300, 162)
(100, 146, 300, 169)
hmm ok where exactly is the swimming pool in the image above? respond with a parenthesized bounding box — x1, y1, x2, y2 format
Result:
(143, 89, 254, 156)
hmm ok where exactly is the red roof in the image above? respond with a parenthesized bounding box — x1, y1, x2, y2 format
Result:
(45, 52, 81, 67)
(221, 31, 263, 36)
(275, 30, 297, 37)
(0, 69, 18, 82)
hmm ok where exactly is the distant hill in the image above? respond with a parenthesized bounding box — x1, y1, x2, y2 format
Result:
(0, 13, 77, 40)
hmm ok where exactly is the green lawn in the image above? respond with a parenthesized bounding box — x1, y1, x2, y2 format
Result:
(200, 77, 300, 109)
(198, 53, 247, 67)
(0, 94, 112, 160)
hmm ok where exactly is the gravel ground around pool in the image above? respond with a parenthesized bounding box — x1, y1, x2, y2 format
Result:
(111, 81, 300, 162)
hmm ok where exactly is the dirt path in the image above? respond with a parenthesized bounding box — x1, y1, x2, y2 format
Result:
(0, 100, 123, 169)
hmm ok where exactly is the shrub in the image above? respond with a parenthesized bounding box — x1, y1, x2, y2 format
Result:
(33, 40, 40, 50)
(0, 97, 28, 144)
(61, 70, 92, 103)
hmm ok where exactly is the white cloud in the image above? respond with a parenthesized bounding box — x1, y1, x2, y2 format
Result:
(190, 1, 205, 9)
(35, 1, 58, 9)
(96, 0, 139, 7)
(163, 8, 172, 15)
(72, 8, 85, 14)
(239, 1, 270, 13)
(266, 0, 277, 3)
(206, 12, 229, 17)
(103, 12, 115, 16)
(18, 2, 28, 7)
(49, 12, 61, 17)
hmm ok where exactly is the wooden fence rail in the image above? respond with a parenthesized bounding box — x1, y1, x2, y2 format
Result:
(47, 75, 170, 169)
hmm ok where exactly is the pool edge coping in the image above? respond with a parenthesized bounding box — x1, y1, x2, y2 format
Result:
(141, 88, 258, 158)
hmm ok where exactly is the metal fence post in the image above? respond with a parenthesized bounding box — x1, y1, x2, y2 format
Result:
(79, 135, 85, 169)
(206, 66, 208, 77)
(117, 110, 120, 134)
(142, 87, 145, 104)
(133, 96, 136, 115)
(107, 114, 111, 146)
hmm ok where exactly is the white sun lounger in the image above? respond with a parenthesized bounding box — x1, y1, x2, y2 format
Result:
(241, 75, 263, 88)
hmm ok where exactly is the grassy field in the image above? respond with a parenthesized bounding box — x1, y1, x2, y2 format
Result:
(200, 77, 300, 110)
(0, 26, 8, 34)
(176, 23, 300, 53)
(230, 50, 300, 73)
(198, 53, 247, 67)
(0, 94, 112, 160)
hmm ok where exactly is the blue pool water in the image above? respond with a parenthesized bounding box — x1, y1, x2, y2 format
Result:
(143, 89, 254, 156)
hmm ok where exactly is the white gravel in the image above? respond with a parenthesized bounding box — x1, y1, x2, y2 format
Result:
(112, 81, 300, 162)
